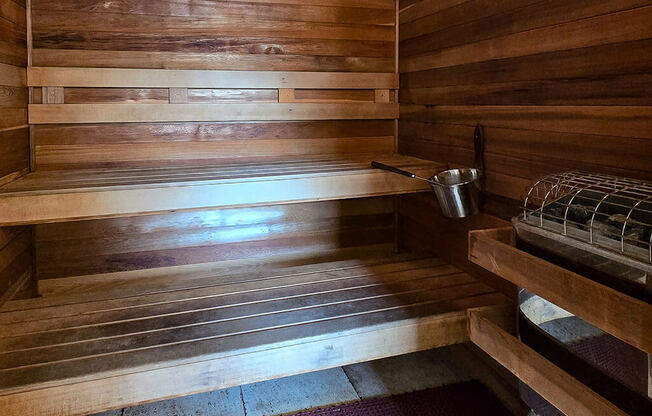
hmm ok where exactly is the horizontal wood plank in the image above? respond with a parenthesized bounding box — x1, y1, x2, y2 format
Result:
(402, 104, 652, 139)
(31, 0, 396, 25)
(31, 120, 396, 171)
(0, 128, 29, 185)
(32, 49, 396, 72)
(0, 63, 26, 87)
(0, 229, 32, 307)
(28, 102, 399, 124)
(28, 67, 399, 89)
(33, 198, 396, 279)
(29, 103, 399, 124)
(400, 5, 652, 72)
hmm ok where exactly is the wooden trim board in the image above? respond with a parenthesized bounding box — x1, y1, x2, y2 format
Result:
(29, 103, 399, 123)
(469, 309, 627, 416)
(28, 67, 399, 89)
(469, 228, 652, 354)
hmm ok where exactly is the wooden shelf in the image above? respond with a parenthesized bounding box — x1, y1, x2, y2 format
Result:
(0, 154, 441, 226)
(0, 254, 509, 416)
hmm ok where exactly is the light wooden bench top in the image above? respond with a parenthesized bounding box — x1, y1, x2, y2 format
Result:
(0, 154, 443, 226)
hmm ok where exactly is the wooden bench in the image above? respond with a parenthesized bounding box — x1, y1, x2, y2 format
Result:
(0, 154, 441, 226)
(0, 254, 510, 415)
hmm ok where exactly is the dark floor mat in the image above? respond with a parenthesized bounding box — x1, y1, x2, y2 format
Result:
(569, 333, 647, 396)
(290, 381, 512, 416)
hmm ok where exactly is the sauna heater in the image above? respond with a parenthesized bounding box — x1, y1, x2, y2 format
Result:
(513, 171, 651, 416)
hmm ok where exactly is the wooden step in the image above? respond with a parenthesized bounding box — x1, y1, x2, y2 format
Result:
(0, 255, 510, 416)
(0, 154, 442, 226)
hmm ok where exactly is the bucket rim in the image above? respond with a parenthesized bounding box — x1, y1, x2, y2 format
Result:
(429, 168, 482, 187)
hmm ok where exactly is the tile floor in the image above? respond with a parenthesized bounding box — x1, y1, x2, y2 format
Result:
(93, 347, 485, 416)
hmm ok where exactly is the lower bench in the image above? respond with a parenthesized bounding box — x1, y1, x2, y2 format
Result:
(0, 254, 509, 416)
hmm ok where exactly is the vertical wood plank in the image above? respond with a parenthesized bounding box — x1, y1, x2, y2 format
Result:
(169, 88, 188, 104)
(278, 88, 296, 103)
(375, 89, 390, 103)
(26, 0, 32, 67)
(42, 87, 64, 104)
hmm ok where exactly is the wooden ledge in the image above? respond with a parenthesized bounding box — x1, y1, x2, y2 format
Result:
(469, 228, 652, 354)
(0, 155, 442, 226)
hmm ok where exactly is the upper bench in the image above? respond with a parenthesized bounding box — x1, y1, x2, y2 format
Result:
(0, 154, 442, 226)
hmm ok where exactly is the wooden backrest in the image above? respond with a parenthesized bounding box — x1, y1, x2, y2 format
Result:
(28, 67, 399, 171)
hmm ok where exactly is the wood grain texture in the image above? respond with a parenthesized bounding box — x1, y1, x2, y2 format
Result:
(0, 0, 30, 306)
(34, 197, 396, 279)
(469, 310, 628, 416)
(32, 120, 395, 170)
(30, 0, 397, 72)
(32, 49, 395, 72)
(397, 193, 516, 298)
(0, 155, 442, 226)
(469, 228, 652, 354)
(26, 67, 399, 171)
(0, 1, 28, 182)
(0, 227, 32, 307)
(28, 67, 399, 88)
(0, 128, 29, 186)
(398, 0, 652, 207)
(29, 102, 399, 124)
(0, 254, 508, 416)
(0, 2, 27, 67)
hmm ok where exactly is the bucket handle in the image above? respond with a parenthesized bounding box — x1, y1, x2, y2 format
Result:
(371, 161, 436, 185)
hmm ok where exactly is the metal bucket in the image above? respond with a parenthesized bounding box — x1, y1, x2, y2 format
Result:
(430, 168, 481, 218)
(371, 162, 481, 218)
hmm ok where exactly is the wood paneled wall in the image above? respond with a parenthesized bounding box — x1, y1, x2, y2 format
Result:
(32, 120, 395, 170)
(23, 2, 401, 285)
(0, 0, 32, 304)
(34, 197, 396, 284)
(398, 0, 652, 203)
(31, 0, 396, 72)
(29, 1, 399, 172)
(1, 0, 28, 184)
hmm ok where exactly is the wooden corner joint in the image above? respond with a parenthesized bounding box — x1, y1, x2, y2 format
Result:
(468, 227, 515, 262)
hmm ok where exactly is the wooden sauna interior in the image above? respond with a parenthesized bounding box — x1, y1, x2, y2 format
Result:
(0, 0, 650, 414)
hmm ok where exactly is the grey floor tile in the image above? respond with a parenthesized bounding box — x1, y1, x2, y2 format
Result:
(241, 368, 359, 416)
(343, 349, 464, 399)
(122, 387, 244, 416)
(91, 410, 123, 416)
